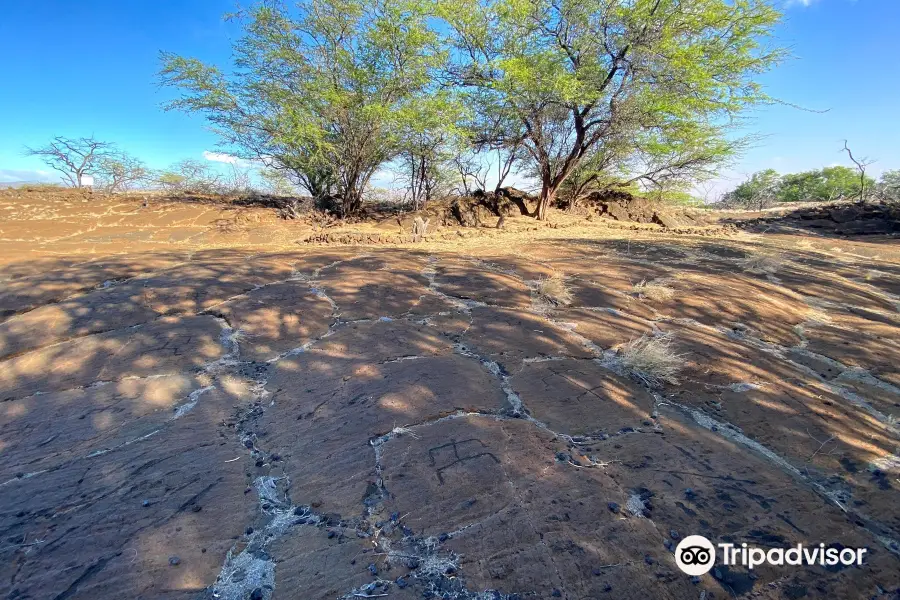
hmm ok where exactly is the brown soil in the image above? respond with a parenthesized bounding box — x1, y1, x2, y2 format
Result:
(1, 188, 899, 600)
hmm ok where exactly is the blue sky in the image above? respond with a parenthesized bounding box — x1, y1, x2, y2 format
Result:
(1, 0, 899, 193)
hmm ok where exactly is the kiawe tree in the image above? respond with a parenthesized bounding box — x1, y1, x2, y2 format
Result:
(722, 165, 881, 206)
(155, 159, 224, 193)
(442, 0, 784, 219)
(395, 91, 468, 209)
(160, 0, 446, 216)
(778, 166, 875, 203)
(722, 168, 781, 210)
(94, 151, 150, 192)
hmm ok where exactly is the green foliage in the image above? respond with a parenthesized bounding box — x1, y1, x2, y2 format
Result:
(442, 0, 784, 218)
(878, 170, 900, 201)
(160, 0, 447, 215)
(95, 152, 150, 192)
(395, 90, 468, 207)
(260, 168, 300, 196)
(155, 160, 223, 193)
(777, 166, 874, 203)
(155, 171, 186, 191)
(723, 166, 880, 207)
(722, 168, 781, 209)
(653, 190, 706, 207)
(160, 0, 784, 218)
(557, 147, 631, 204)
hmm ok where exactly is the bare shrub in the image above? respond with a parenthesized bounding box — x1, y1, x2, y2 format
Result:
(632, 279, 675, 301)
(536, 273, 573, 306)
(24, 136, 114, 188)
(620, 333, 683, 386)
(390, 425, 419, 439)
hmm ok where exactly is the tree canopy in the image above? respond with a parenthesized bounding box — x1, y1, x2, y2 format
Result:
(441, 0, 784, 217)
(778, 166, 875, 203)
(722, 166, 879, 208)
(722, 168, 781, 209)
(94, 151, 150, 192)
(161, 0, 785, 218)
(161, 0, 447, 215)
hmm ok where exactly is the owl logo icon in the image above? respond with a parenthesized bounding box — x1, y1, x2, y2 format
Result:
(675, 535, 716, 576)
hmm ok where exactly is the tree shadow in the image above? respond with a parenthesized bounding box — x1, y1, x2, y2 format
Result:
(1, 243, 899, 599)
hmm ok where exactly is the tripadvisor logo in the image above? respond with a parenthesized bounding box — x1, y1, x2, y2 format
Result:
(675, 536, 717, 576)
(674, 535, 868, 576)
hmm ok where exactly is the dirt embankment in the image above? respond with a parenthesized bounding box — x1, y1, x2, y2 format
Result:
(0, 187, 733, 251)
(571, 189, 711, 228)
(444, 187, 714, 229)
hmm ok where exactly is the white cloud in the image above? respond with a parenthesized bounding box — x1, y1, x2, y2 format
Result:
(202, 151, 259, 171)
(786, 0, 819, 7)
(203, 150, 241, 164)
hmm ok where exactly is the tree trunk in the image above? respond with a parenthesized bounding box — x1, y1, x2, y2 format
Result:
(342, 187, 363, 216)
(536, 180, 557, 221)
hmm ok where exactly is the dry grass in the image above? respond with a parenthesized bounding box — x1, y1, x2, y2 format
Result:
(804, 307, 833, 325)
(21, 182, 66, 191)
(620, 333, 683, 386)
(865, 269, 885, 281)
(535, 273, 573, 306)
(740, 253, 783, 275)
(390, 425, 419, 439)
(632, 279, 675, 301)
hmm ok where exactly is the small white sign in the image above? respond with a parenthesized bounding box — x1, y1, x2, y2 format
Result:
(81, 175, 94, 188)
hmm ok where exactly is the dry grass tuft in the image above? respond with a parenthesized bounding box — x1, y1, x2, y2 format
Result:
(536, 273, 573, 306)
(804, 307, 832, 325)
(740, 254, 783, 275)
(620, 333, 683, 386)
(391, 425, 419, 439)
(865, 269, 885, 282)
(632, 279, 676, 301)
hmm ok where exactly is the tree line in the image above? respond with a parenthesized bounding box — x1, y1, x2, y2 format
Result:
(24, 136, 266, 194)
(721, 166, 900, 210)
(155, 0, 784, 219)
